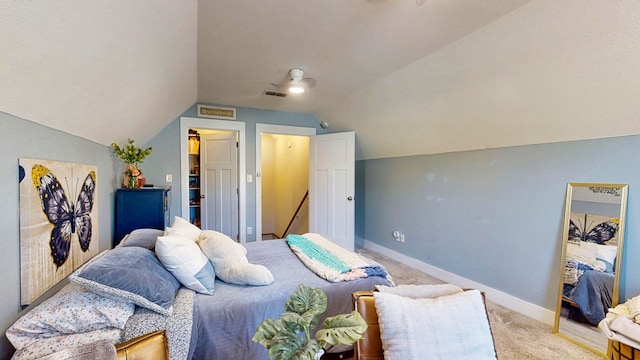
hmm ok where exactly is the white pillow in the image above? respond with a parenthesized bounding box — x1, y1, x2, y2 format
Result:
(164, 216, 201, 241)
(198, 230, 273, 286)
(596, 244, 617, 266)
(375, 284, 463, 299)
(155, 234, 216, 295)
(199, 229, 247, 255)
(565, 242, 598, 262)
(373, 290, 496, 360)
(6, 283, 134, 351)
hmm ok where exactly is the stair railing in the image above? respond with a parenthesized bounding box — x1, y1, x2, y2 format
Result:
(281, 190, 309, 239)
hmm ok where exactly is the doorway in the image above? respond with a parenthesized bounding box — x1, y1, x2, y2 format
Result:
(261, 134, 309, 239)
(199, 130, 239, 239)
(255, 124, 316, 241)
(180, 117, 246, 242)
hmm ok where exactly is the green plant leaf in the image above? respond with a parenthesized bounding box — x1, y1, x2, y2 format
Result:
(269, 334, 319, 360)
(111, 138, 152, 164)
(254, 284, 362, 360)
(280, 311, 308, 333)
(284, 284, 327, 332)
(316, 311, 368, 348)
(252, 318, 287, 349)
(285, 284, 328, 316)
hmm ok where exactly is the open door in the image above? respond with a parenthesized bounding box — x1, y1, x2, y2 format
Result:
(200, 132, 239, 240)
(180, 117, 246, 243)
(309, 131, 355, 251)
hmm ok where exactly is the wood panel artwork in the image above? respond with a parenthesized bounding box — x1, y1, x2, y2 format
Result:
(18, 158, 98, 305)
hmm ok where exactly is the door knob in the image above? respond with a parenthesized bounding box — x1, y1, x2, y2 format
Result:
(347, 196, 353, 201)
(200, 194, 205, 198)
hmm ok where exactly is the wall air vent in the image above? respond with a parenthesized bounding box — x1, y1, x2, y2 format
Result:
(263, 90, 288, 97)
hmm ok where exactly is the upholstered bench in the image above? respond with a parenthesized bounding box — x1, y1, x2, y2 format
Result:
(115, 330, 169, 360)
(352, 290, 383, 360)
(352, 286, 497, 360)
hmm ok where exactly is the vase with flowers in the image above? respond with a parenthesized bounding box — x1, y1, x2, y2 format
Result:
(111, 138, 152, 188)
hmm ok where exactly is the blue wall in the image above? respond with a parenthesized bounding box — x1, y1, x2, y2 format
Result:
(356, 136, 640, 311)
(0, 111, 117, 358)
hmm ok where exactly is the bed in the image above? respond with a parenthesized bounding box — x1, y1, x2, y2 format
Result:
(7, 224, 393, 360)
(562, 218, 618, 326)
(189, 239, 391, 359)
(562, 211, 620, 326)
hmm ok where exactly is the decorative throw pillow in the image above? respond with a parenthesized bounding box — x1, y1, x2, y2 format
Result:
(164, 216, 201, 241)
(69, 247, 181, 316)
(566, 241, 598, 261)
(198, 230, 274, 286)
(375, 283, 463, 299)
(118, 228, 164, 249)
(155, 234, 216, 295)
(373, 290, 496, 360)
(6, 283, 134, 351)
(596, 244, 618, 273)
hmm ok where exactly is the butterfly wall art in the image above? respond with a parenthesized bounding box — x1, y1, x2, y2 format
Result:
(18, 158, 98, 305)
(568, 212, 619, 245)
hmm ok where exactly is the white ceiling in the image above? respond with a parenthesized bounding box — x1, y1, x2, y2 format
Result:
(3, 0, 640, 160)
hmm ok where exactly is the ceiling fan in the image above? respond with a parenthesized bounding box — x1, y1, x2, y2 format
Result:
(270, 68, 317, 94)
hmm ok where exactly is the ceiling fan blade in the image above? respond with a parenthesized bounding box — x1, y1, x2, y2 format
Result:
(271, 77, 316, 91)
(270, 82, 290, 89)
(301, 78, 317, 89)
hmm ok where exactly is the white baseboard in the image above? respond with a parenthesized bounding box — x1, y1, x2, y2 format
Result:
(363, 240, 557, 326)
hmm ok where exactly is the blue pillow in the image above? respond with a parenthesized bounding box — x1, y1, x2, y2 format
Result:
(597, 258, 614, 273)
(155, 234, 216, 295)
(70, 247, 180, 316)
(119, 228, 164, 249)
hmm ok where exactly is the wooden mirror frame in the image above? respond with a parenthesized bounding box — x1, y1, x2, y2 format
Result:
(553, 183, 628, 357)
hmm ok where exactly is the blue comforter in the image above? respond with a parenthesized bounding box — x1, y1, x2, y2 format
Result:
(188, 239, 392, 360)
(566, 269, 614, 325)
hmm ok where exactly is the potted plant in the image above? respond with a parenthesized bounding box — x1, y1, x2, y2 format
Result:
(111, 138, 153, 188)
(252, 283, 368, 360)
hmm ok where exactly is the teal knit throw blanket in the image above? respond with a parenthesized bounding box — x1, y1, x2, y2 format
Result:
(286, 234, 350, 273)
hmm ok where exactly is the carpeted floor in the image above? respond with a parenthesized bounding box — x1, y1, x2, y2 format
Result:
(357, 247, 606, 360)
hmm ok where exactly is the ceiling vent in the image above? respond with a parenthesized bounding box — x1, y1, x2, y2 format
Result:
(263, 90, 288, 97)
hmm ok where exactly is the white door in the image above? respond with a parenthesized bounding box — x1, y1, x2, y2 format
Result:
(200, 132, 238, 239)
(309, 131, 355, 251)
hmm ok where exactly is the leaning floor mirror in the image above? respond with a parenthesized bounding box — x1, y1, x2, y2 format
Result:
(553, 183, 628, 356)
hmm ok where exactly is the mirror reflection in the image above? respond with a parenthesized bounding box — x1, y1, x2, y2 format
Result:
(554, 183, 628, 355)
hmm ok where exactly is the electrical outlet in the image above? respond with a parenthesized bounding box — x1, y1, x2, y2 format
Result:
(247, 227, 253, 235)
(165, 174, 172, 183)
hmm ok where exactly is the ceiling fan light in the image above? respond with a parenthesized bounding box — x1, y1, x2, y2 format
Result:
(288, 85, 305, 94)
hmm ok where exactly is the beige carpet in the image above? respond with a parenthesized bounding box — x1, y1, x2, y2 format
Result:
(357, 247, 606, 360)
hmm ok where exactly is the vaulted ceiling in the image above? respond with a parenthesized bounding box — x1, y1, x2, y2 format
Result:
(3, 1, 640, 160)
